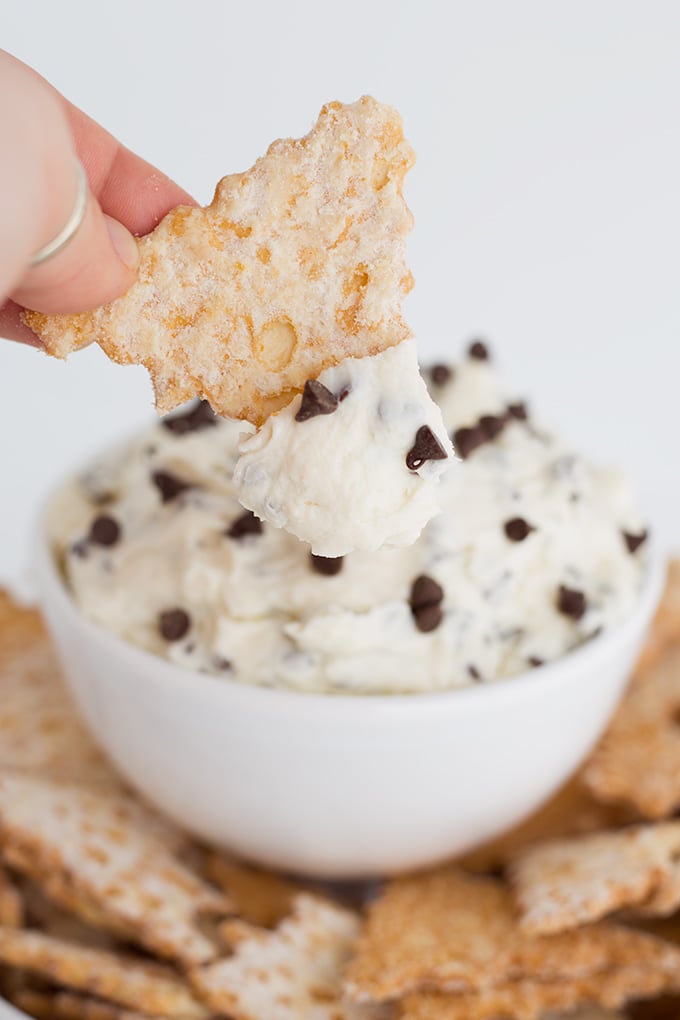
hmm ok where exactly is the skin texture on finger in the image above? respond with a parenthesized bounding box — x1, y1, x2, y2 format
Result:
(0, 51, 196, 340)
(0, 50, 138, 317)
(62, 100, 196, 235)
(0, 53, 75, 293)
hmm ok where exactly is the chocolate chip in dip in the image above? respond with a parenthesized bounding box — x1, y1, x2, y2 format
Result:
(468, 339, 490, 360)
(507, 401, 529, 421)
(453, 425, 486, 460)
(295, 380, 339, 422)
(161, 399, 217, 435)
(88, 514, 121, 548)
(504, 517, 535, 543)
(310, 554, 344, 576)
(158, 608, 191, 642)
(227, 510, 263, 540)
(430, 364, 452, 386)
(557, 585, 588, 622)
(151, 470, 193, 504)
(55, 341, 648, 693)
(410, 574, 445, 633)
(406, 425, 449, 472)
(623, 530, 648, 554)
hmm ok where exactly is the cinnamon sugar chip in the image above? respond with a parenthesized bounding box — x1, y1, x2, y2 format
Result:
(509, 822, 680, 935)
(0, 592, 121, 790)
(343, 866, 680, 1004)
(18, 877, 119, 950)
(204, 851, 303, 928)
(584, 644, 680, 818)
(11, 989, 154, 1020)
(0, 773, 229, 966)
(0, 927, 207, 1018)
(26, 97, 414, 426)
(401, 976, 671, 1020)
(191, 893, 360, 1020)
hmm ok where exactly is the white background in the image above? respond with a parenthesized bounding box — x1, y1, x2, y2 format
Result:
(1, 0, 678, 585)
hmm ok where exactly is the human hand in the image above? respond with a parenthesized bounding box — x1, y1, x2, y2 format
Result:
(0, 50, 195, 345)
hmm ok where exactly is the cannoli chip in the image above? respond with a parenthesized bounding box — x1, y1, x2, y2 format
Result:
(0, 773, 229, 966)
(0, 592, 120, 790)
(26, 97, 414, 426)
(509, 822, 680, 934)
(0, 927, 207, 1018)
(343, 866, 680, 1003)
(191, 893, 360, 1020)
(584, 645, 680, 818)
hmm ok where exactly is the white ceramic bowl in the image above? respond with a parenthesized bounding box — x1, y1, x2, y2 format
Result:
(34, 519, 664, 879)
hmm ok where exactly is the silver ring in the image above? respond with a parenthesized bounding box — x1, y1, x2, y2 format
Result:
(29, 162, 89, 268)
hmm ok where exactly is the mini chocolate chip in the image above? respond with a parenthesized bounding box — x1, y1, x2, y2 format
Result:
(212, 655, 233, 672)
(338, 386, 351, 402)
(410, 574, 445, 610)
(158, 608, 191, 641)
(310, 553, 344, 576)
(557, 585, 587, 622)
(227, 510, 263, 539)
(479, 415, 505, 441)
(623, 529, 648, 554)
(453, 426, 486, 459)
(430, 364, 452, 386)
(409, 574, 445, 633)
(413, 604, 443, 633)
(504, 517, 535, 542)
(468, 340, 489, 360)
(88, 515, 121, 547)
(406, 425, 448, 471)
(528, 656, 544, 668)
(295, 380, 339, 421)
(152, 470, 193, 503)
(467, 664, 481, 681)
(507, 402, 528, 421)
(162, 399, 217, 435)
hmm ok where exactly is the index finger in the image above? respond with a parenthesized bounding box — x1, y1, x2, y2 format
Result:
(61, 98, 197, 236)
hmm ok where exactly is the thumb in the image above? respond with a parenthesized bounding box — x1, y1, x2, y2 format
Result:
(0, 50, 139, 317)
(12, 164, 139, 316)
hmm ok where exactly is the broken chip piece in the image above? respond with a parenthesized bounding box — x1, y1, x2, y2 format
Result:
(0, 593, 122, 791)
(0, 773, 229, 966)
(343, 866, 680, 1004)
(584, 644, 680, 818)
(0, 927, 208, 1018)
(400, 977, 674, 1020)
(191, 894, 360, 1020)
(509, 822, 680, 935)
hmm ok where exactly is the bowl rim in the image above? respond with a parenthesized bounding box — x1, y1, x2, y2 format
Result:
(35, 490, 666, 719)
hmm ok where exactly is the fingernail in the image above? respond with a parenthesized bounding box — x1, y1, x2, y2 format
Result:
(105, 216, 139, 271)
